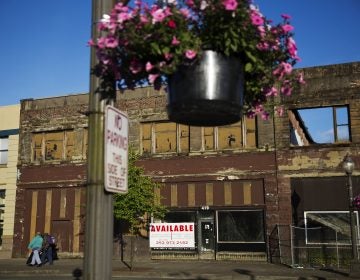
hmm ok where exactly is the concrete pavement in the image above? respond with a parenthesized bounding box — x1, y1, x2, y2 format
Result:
(0, 258, 353, 279)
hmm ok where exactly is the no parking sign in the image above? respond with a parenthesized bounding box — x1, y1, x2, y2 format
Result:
(104, 105, 128, 194)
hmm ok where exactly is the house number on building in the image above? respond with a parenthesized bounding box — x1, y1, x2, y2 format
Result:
(104, 105, 128, 193)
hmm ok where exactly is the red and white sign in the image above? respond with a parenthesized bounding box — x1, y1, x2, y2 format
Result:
(104, 105, 128, 193)
(149, 223, 195, 248)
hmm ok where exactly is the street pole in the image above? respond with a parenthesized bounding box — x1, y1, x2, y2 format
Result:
(343, 154, 360, 278)
(348, 172, 359, 261)
(84, 0, 115, 279)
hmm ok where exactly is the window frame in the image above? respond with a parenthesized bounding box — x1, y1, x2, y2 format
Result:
(140, 117, 257, 155)
(31, 129, 88, 162)
(290, 105, 351, 146)
(216, 209, 265, 244)
(304, 210, 360, 245)
(0, 137, 9, 165)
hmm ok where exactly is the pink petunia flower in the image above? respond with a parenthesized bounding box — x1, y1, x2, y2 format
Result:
(97, 37, 106, 49)
(287, 37, 297, 57)
(281, 24, 294, 33)
(104, 37, 118, 48)
(275, 106, 285, 117)
(281, 14, 292, 20)
(148, 74, 159, 84)
(87, 39, 95, 47)
(171, 36, 180, 46)
(185, 50, 197, 59)
(264, 87, 278, 97)
(273, 62, 293, 79)
(298, 72, 306, 84)
(164, 53, 173, 61)
(250, 12, 264, 26)
(151, 8, 166, 24)
(163, 7, 173, 17)
(256, 42, 269, 51)
(281, 85, 292, 96)
(222, 0, 238, 11)
(117, 12, 132, 23)
(254, 104, 265, 114)
(282, 62, 293, 74)
(261, 111, 270, 121)
(145, 62, 154, 72)
(140, 15, 149, 24)
(114, 3, 128, 13)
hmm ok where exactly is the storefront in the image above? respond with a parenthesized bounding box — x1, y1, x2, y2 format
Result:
(151, 179, 267, 260)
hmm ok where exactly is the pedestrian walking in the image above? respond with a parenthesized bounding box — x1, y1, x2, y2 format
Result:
(27, 232, 43, 267)
(40, 233, 55, 265)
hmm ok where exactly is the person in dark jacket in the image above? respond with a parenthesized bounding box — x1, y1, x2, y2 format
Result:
(40, 233, 54, 265)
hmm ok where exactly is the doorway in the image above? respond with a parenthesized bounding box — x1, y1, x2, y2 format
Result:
(198, 210, 215, 259)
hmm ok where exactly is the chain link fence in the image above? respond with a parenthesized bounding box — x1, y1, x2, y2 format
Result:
(269, 224, 358, 269)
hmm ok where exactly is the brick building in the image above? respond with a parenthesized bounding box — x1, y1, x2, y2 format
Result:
(12, 62, 360, 262)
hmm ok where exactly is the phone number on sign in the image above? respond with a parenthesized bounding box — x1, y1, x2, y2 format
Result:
(155, 240, 189, 245)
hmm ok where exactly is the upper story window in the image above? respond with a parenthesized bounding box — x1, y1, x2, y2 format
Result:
(0, 137, 8, 165)
(141, 117, 256, 155)
(32, 129, 88, 162)
(290, 106, 350, 146)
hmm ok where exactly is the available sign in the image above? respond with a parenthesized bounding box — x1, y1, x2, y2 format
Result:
(104, 105, 128, 193)
(149, 223, 195, 248)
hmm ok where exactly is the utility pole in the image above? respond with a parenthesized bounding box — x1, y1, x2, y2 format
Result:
(84, 0, 116, 279)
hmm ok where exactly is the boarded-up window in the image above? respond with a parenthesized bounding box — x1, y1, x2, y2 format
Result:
(32, 134, 43, 161)
(45, 132, 64, 160)
(218, 122, 242, 150)
(83, 128, 88, 159)
(142, 123, 152, 154)
(155, 123, 177, 153)
(204, 127, 215, 150)
(66, 131, 75, 160)
(179, 125, 189, 153)
(32, 129, 85, 162)
(140, 119, 256, 155)
(245, 117, 256, 148)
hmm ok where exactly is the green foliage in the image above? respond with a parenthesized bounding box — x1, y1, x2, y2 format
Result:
(92, 0, 304, 118)
(113, 149, 166, 234)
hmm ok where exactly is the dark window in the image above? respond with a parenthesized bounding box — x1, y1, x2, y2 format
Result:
(217, 210, 265, 243)
(163, 211, 196, 223)
(0, 190, 5, 247)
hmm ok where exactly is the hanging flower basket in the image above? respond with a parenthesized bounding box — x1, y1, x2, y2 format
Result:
(167, 50, 244, 126)
(89, 0, 305, 124)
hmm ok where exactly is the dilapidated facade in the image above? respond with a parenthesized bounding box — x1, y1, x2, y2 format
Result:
(13, 62, 360, 262)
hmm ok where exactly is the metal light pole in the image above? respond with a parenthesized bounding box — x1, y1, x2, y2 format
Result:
(343, 154, 359, 262)
(84, 0, 115, 279)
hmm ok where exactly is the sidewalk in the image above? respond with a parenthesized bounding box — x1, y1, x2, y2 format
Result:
(0, 257, 352, 279)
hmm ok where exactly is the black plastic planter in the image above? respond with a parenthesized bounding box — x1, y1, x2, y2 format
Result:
(167, 50, 244, 126)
